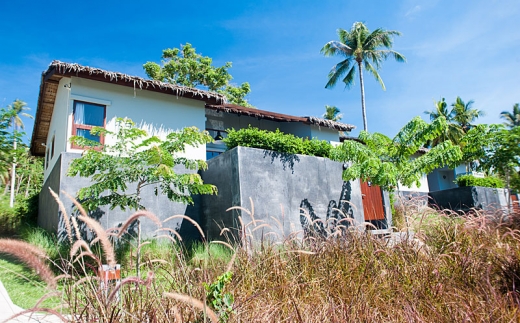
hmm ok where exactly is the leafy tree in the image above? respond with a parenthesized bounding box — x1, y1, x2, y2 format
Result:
(0, 102, 42, 230)
(3, 100, 32, 207)
(68, 118, 217, 275)
(0, 107, 15, 178)
(461, 124, 520, 210)
(462, 125, 520, 183)
(143, 43, 253, 108)
(67, 118, 217, 212)
(330, 116, 462, 190)
(425, 97, 483, 147)
(330, 116, 462, 231)
(13, 149, 43, 198)
(424, 98, 464, 146)
(500, 103, 520, 129)
(323, 105, 342, 121)
(321, 22, 406, 131)
(451, 96, 484, 132)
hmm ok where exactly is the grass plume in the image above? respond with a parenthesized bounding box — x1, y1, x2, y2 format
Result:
(0, 239, 56, 289)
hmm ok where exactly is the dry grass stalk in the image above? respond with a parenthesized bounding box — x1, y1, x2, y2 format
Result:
(76, 215, 116, 268)
(106, 271, 154, 303)
(61, 192, 116, 267)
(210, 240, 234, 252)
(73, 251, 101, 266)
(34, 291, 62, 308)
(3, 307, 68, 323)
(155, 227, 183, 241)
(116, 210, 162, 237)
(70, 240, 92, 258)
(70, 216, 81, 241)
(163, 215, 205, 239)
(171, 305, 182, 323)
(49, 188, 73, 244)
(0, 239, 56, 288)
(155, 234, 179, 244)
(163, 292, 219, 323)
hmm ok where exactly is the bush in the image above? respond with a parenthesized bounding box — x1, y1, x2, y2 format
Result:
(0, 193, 39, 234)
(223, 126, 332, 157)
(456, 174, 504, 188)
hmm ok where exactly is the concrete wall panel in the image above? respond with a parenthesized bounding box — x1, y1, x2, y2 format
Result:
(201, 147, 368, 242)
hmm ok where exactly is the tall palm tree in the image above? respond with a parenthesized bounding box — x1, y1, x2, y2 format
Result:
(321, 22, 406, 132)
(500, 103, 520, 129)
(451, 96, 484, 132)
(7, 99, 31, 207)
(323, 105, 342, 121)
(424, 98, 464, 146)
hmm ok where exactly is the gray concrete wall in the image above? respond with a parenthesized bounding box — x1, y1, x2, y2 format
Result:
(201, 146, 368, 242)
(39, 152, 204, 241)
(396, 191, 429, 209)
(38, 154, 62, 232)
(429, 186, 509, 214)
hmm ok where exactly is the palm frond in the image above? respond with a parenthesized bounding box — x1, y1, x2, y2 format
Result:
(325, 59, 354, 89)
(320, 41, 353, 57)
(364, 61, 385, 90)
(500, 103, 520, 128)
(341, 64, 356, 89)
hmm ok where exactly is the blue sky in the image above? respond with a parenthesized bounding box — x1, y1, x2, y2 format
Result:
(1, 0, 519, 144)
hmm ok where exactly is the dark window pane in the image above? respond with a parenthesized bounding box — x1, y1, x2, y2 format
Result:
(76, 129, 101, 143)
(74, 102, 105, 126)
(206, 151, 222, 160)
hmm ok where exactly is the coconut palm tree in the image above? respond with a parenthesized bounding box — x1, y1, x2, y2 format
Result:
(500, 103, 520, 129)
(323, 105, 342, 121)
(6, 99, 32, 207)
(321, 22, 406, 132)
(451, 96, 484, 132)
(424, 98, 464, 146)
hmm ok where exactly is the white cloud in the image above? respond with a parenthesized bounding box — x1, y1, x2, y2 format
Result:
(405, 5, 422, 17)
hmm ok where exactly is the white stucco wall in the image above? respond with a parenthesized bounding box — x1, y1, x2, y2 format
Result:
(398, 175, 430, 193)
(309, 125, 340, 142)
(43, 77, 207, 182)
(43, 77, 73, 180)
(279, 122, 312, 139)
(396, 153, 430, 193)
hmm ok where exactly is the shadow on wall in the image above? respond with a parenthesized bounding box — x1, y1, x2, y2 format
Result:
(263, 150, 300, 173)
(300, 181, 354, 237)
(57, 201, 105, 242)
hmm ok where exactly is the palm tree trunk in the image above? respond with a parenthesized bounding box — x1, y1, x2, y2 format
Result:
(358, 61, 368, 132)
(16, 174, 23, 195)
(25, 175, 31, 198)
(9, 136, 17, 208)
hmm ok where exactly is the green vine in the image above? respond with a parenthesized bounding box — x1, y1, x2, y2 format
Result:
(204, 271, 234, 322)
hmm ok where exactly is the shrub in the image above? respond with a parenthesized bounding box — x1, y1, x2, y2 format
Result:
(456, 174, 504, 188)
(0, 193, 39, 234)
(224, 126, 333, 157)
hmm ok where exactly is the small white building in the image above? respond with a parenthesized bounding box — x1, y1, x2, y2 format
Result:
(30, 61, 355, 237)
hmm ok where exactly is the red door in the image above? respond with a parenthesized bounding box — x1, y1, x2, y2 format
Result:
(360, 181, 385, 221)
(511, 194, 520, 213)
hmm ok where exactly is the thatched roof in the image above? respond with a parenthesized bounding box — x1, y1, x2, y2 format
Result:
(305, 116, 355, 131)
(30, 61, 226, 156)
(206, 104, 355, 131)
(46, 60, 226, 103)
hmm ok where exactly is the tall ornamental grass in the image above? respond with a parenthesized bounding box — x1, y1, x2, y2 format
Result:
(0, 195, 519, 322)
